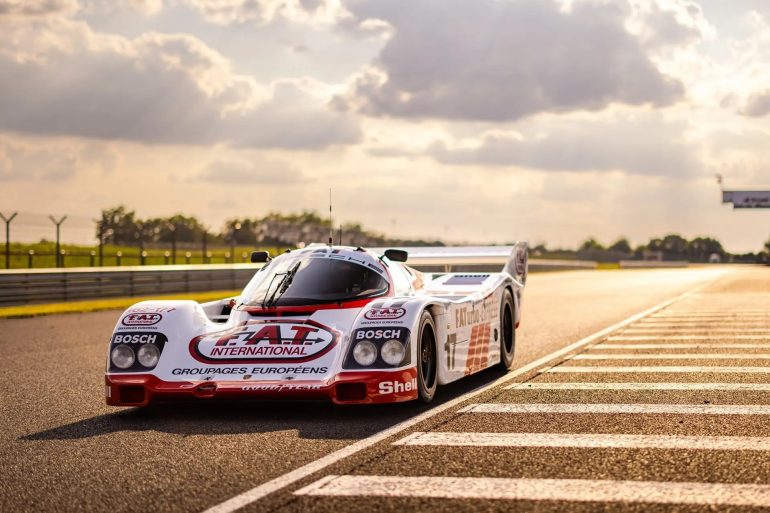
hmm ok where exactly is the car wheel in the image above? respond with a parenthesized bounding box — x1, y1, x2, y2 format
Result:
(417, 310, 438, 403)
(498, 289, 516, 370)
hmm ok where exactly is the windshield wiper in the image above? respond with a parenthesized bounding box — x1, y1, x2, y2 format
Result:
(264, 261, 301, 308)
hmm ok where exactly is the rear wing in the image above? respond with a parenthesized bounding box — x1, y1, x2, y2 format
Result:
(373, 244, 528, 284)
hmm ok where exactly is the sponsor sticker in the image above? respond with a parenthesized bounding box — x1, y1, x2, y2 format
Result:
(378, 377, 417, 395)
(242, 384, 323, 392)
(122, 313, 162, 326)
(355, 328, 405, 341)
(364, 307, 406, 320)
(190, 320, 339, 364)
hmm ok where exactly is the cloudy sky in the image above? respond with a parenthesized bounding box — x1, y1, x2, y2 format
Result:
(1, 0, 770, 251)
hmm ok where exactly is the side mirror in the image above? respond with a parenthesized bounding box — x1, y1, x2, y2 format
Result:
(250, 251, 271, 263)
(384, 249, 408, 262)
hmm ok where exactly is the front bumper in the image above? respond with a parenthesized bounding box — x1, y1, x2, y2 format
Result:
(105, 367, 418, 406)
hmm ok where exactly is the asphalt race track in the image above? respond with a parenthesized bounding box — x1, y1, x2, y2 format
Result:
(5, 266, 770, 513)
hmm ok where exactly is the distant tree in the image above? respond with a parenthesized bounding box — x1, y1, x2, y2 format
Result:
(96, 206, 140, 245)
(579, 238, 605, 252)
(688, 237, 725, 262)
(646, 234, 688, 260)
(608, 238, 632, 254)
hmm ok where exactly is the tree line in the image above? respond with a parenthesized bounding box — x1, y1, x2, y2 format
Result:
(95, 206, 443, 248)
(532, 234, 763, 263)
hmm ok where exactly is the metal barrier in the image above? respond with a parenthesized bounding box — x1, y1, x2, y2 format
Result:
(0, 264, 263, 306)
(0, 254, 598, 306)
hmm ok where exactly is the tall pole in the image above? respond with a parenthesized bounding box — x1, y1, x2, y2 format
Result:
(98, 221, 104, 267)
(1, 212, 18, 269)
(202, 229, 208, 264)
(49, 215, 67, 268)
(329, 188, 333, 246)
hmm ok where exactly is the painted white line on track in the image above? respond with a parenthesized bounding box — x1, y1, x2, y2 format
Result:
(621, 330, 770, 334)
(609, 336, 770, 340)
(597, 344, 770, 349)
(547, 366, 770, 373)
(199, 279, 720, 513)
(506, 382, 770, 391)
(392, 432, 770, 450)
(632, 323, 770, 327)
(459, 403, 770, 415)
(573, 353, 770, 360)
(294, 475, 770, 507)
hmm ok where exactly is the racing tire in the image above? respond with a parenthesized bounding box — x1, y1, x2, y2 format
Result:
(417, 310, 438, 403)
(497, 289, 516, 370)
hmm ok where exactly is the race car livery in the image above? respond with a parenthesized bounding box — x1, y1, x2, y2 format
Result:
(105, 243, 527, 406)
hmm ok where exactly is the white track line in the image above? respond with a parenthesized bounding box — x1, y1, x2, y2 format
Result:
(632, 323, 770, 327)
(622, 329, 770, 333)
(199, 275, 719, 513)
(459, 403, 770, 415)
(393, 432, 770, 450)
(294, 475, 770, 507)
(547, 366, 770, 373)
(597, 344, 770, 349)
(573, 354, 770, 360)
(609, 336, 770, 341)
(506, 382, 770, 391)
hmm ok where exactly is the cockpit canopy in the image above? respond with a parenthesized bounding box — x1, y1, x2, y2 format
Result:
(241, 249, 390, 307)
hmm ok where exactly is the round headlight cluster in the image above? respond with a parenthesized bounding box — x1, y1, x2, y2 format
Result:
(353, 340, 377, 366)
(111, 345, 135, 369)
(381, 339, 405, 366)
(137, 344, 161, 368)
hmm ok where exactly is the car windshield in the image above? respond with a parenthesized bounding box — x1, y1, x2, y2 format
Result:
(243, 255, 389, 306)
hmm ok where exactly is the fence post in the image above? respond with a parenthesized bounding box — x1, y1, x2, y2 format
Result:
(0, 212, 18, 269)
(116, 251, 122, 267)
(90, 251, 95, 267)
(27, 249, 34, 269)
(60, 250, 66, 268)
(164, 251, 170, 265)
(185, 252, 191, 265)
(141, 251, 147, 266)
(48, 215, 67, 268)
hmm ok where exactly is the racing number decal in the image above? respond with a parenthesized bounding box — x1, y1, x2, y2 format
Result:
(445, 333, 458, 370)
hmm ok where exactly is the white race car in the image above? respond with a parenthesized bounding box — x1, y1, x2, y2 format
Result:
(105, 244, 527, 406)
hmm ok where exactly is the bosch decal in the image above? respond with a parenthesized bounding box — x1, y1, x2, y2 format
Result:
(190, 320, 338, 364)
(122, 313, 162, 326)
(364, 308, 406, 320)
(355, 328, 405, 341)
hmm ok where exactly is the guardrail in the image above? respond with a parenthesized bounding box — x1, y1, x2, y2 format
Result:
(0, 252, 598, 306)
(0, 264, 263, 306)
(619, 260, 689, 269)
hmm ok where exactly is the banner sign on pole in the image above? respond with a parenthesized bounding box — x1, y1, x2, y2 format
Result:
(722, 190, 770, 209)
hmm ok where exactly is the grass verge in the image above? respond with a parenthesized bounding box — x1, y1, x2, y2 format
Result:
(0, 290, 240, 319)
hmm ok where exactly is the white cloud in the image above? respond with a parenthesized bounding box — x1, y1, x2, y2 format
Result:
(339, 0, 685, 122)
(0, 15, 359, 148)
(742, 89, 770, 117)
(0, 0, 78, 16)
(182, 0, 349, 26)
(424, 115, 700, 177)
(199, 157, 303, 183)
(0, 137, 79, 181)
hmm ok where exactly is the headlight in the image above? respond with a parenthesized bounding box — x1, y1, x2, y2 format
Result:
(381, 339, 405, 366)
(353, 340, 377, 366)
(111, 345, 135, 369)
(137, 344, 160, 368)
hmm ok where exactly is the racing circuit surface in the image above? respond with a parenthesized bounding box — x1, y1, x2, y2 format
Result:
(4, 266, 770, 513)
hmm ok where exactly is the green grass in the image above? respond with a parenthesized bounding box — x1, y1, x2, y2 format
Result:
(596, 262, 621, 270)
(0, 290, 241, 318)
(0, 242, 289, 269)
